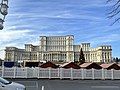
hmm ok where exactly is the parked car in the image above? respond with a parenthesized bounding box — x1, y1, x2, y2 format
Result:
(0, 77, 25, 90)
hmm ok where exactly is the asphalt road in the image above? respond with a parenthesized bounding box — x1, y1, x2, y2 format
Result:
(7, 79, 120, 90)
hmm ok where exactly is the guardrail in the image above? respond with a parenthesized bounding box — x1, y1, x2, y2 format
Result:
(0, 67, 120, 80)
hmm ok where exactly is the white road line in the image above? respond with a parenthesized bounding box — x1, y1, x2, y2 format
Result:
(42, 86, 44, 90)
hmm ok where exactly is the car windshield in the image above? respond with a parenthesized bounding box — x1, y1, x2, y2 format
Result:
(0, 77, 11, 85)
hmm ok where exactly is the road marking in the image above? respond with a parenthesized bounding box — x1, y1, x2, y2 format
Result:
(91, 86, 120, 89)
(42, 86, 44, 90)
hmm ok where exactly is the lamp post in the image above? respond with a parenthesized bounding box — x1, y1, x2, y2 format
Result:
(0, 0, 8, 30)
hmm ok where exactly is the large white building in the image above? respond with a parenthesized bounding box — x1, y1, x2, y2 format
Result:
(5, 35, 112, 63)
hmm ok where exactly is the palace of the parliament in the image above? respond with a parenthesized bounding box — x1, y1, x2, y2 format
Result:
(5, 35, 112, 63)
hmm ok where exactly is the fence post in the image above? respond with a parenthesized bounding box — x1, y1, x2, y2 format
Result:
(81, 69, 84, 79)
(58, 68, 60, 78)
(102, 68, 105, 80)
(70, 68, 73, 80)
(13, 67, 16, 78)
(49, 67, 51, 79)
(26, 67, 28, 78)
(32, 67, 34, 78)
(92, 68, 95, 80)
(2, 66, 4, 77)
(111, 69, 114, 80)
(60, 68, 63, 79)
(38, 67, 40, 79)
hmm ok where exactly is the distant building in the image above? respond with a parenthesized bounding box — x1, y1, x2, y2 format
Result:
(5, 35, 112, 63)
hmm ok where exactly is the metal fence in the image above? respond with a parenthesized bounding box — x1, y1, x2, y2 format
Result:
(0, 67, 120, 80)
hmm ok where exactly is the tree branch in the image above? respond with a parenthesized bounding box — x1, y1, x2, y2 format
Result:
(114, 0, 120, 6)
(108, 10, 120, 18)
(110, 17, 120, 25)
(107, 0, 120, 25)
(108, 4, 120, 15)
(106, 0, 113, 3)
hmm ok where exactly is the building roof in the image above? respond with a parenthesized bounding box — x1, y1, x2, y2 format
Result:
(61, 62, 80, 69)
(39, 61, 59, 68)
(100, 63, 120, 70)
(80, 63, 92, 67)
(80, 62, 102, 69)
(118, 64, 120, 67)
(100, 63, 113, 68)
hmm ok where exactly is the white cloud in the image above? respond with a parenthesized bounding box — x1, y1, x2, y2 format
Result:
(0, 29, 31, 43)
(0, 28, 32, 59)
(88, 34, 120, 46)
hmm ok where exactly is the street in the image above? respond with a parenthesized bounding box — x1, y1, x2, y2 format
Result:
(7, 79, 120, 90)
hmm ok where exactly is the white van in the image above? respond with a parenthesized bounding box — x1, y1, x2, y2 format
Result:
(0, 77, 25, 90)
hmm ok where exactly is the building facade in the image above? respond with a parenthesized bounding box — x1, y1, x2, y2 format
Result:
(5, 35, 112, 63)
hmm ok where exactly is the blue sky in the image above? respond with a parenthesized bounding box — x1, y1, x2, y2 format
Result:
(0, 0, 120, 59)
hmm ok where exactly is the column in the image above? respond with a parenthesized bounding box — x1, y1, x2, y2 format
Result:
(48, 54, 50, 61)
(58, 53, 59, 61)
(109, 52, 112, 62)
(51, 53, 52, 61)
(57, 54, 59, 61)
(37, 52, 39, 61)
(61, 54, 62, 61)
(12, 51, 15, 61)
(41, 53, 44, 60)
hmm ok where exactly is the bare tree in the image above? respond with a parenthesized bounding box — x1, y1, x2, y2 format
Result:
(107, 0, 120, 25)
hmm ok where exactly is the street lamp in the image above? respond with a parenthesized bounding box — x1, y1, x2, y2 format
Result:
(0, 0, 8, 30)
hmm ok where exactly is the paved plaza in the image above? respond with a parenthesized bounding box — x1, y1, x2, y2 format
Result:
(7, 79, 120, 90)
